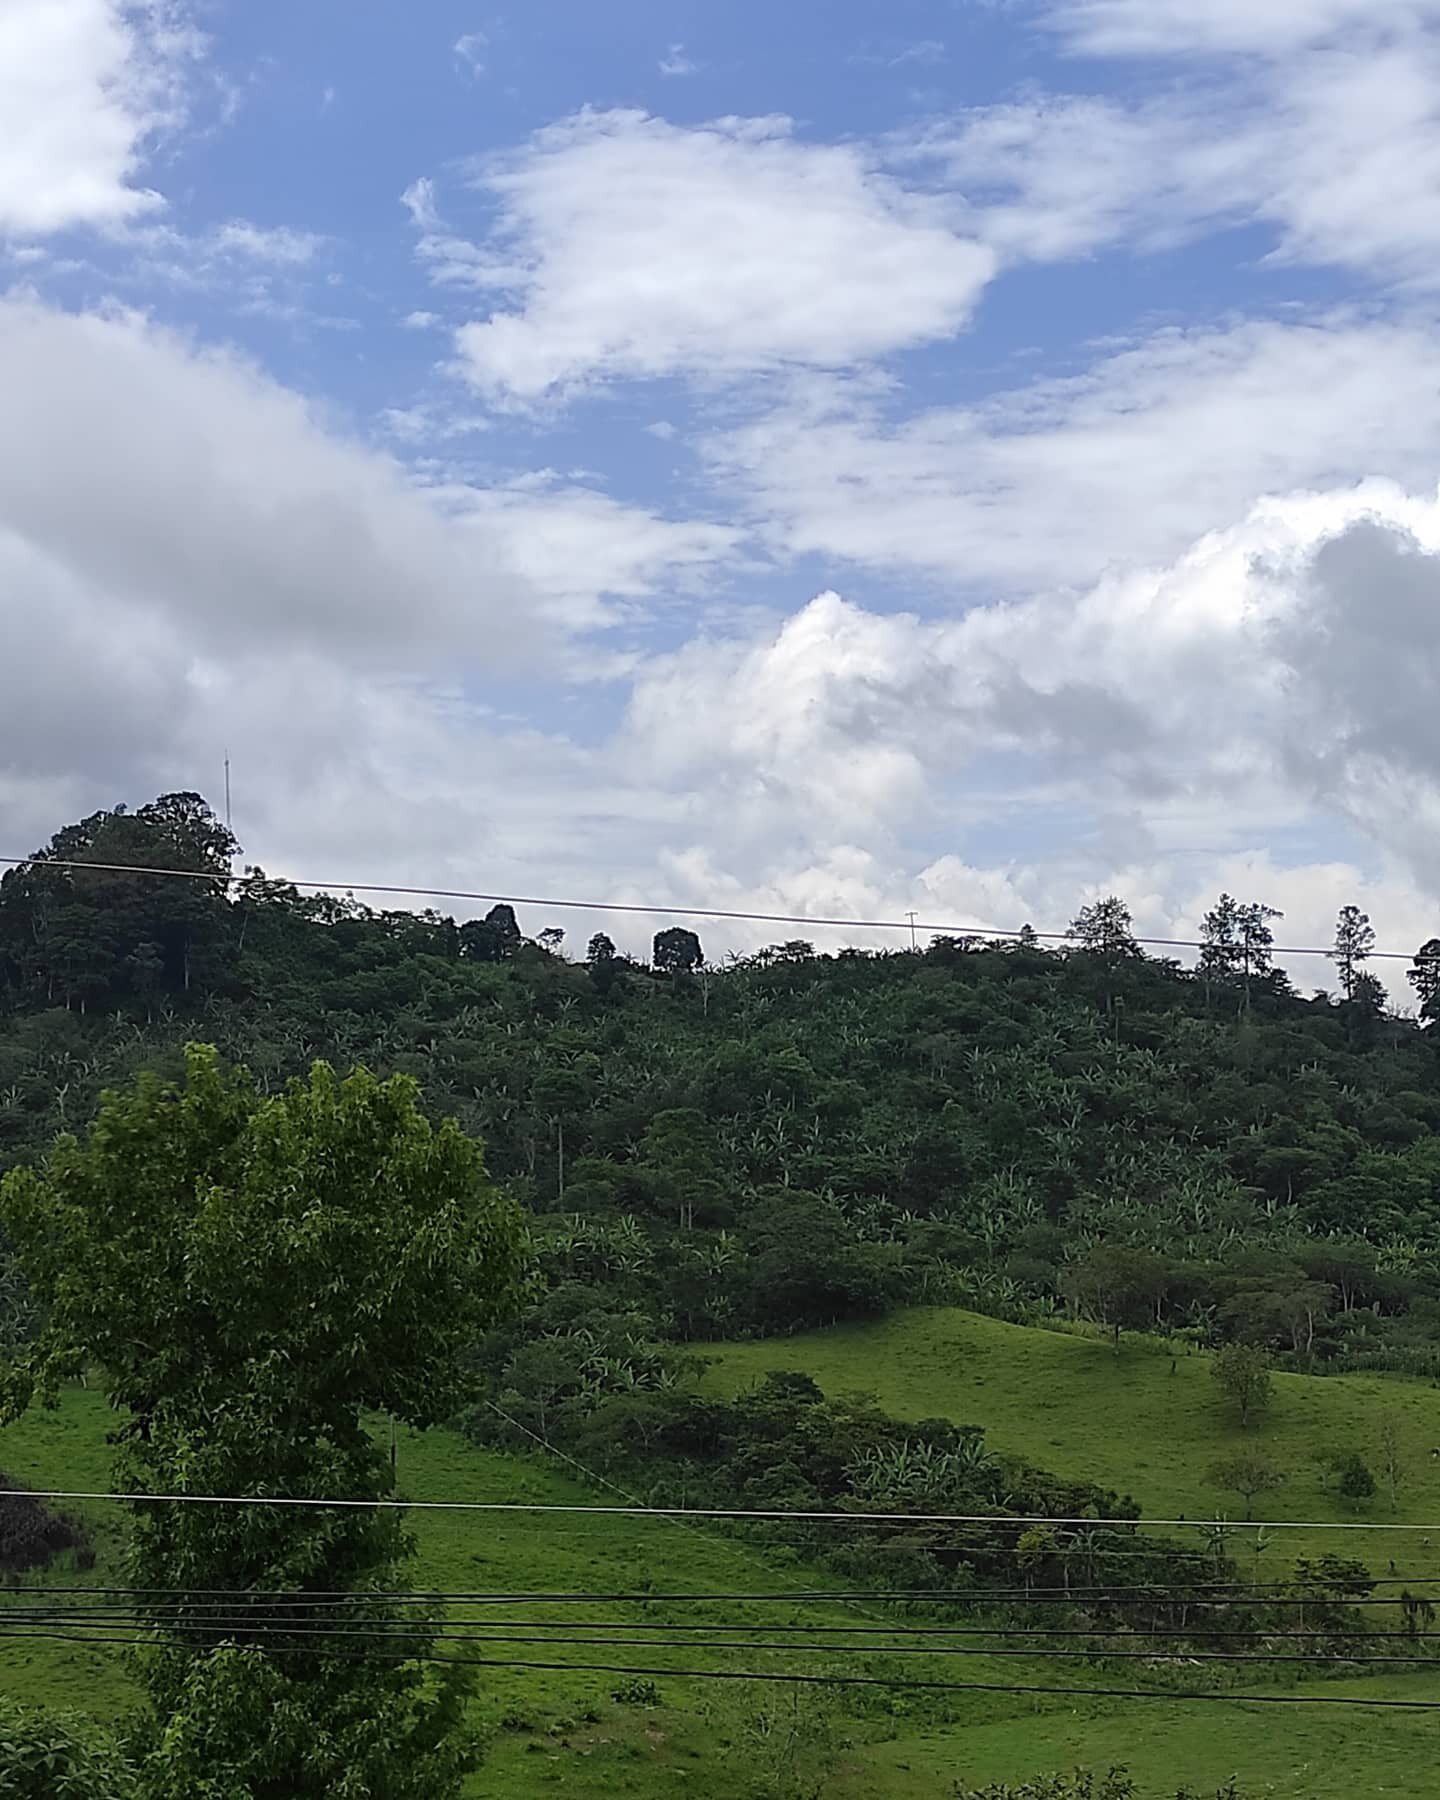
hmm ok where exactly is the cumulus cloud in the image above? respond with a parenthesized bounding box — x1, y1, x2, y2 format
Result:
(0, 299, 753, 894)
(10, 394, 1440, 966)
(707, 315, 1440, 592)
(610, 486, 1440, 954)
(0, 0, 198, 234)
(0, 297, 546, 665)
(436, 109, 996, 399)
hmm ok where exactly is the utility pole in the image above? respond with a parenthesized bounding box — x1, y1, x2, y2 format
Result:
(907, 911, 918, 950)
(224, 753, 232, 830)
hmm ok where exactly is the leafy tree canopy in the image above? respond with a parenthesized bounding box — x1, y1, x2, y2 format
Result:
(0, 1045, 528, 1799)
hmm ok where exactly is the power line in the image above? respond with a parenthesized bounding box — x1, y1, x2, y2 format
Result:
(15, 1578, 1439, 1602)
(2, 1612, 1434, 1665)
(2, 1625, 1436, 1708)
(9, 1486, 1440, 1532)
(10, 1604, 1438, 1639)
(0, 853, 1427, 964)
(11, 1593, 1435, 1634)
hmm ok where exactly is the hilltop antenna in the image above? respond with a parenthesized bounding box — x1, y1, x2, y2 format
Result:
(224, 754, 232, 830)
(906, 910, 918, 950)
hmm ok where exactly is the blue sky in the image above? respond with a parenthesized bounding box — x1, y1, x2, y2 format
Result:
(6, 0, 1440, 981)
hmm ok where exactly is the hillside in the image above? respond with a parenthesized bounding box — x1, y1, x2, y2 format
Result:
(7, 792, 1440, 1793)
(5, 792, 1440, 1373)
(5, 1391, 1438, 1800)
(701, 1307, 1440, 1573)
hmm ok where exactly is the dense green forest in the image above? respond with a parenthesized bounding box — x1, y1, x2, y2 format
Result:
(4, 791, 1440, 1367)
(6, 791, 1440, 1795)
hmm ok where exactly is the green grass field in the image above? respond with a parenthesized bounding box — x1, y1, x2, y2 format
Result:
(6, 1365, 1440, 1798)
(700, 1308, 1440, 1583)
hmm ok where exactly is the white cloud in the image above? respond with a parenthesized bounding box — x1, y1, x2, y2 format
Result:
(402, 310, 440, 329)
(209, 221, 322, 265)
(454, 31, 487, 77)
(707, 315, 1440, 593)
(1046, 0, 1440, 56)
(0, 296, 546, 667)
(10, 356, 1440, 968)
(401, 178, 439, 229)
(0, 0, 198, 234)
(916, 96, 1197, 263)
(659, 44, 698, 77)
(927, 35, 1440, 286)
(624, 592, 936, 846)
(451, 475, 745, 627)
(615, 483, 1440, 949)
(440, 109, 996, 399)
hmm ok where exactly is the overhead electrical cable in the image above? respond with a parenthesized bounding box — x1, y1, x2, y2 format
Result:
(0, 853, 1429, 963)
(2, 1624, 1436, 1708)
(9, 1486, 1440, 1532)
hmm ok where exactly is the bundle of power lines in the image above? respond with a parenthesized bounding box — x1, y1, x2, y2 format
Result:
(5, 1584, 1440, 1709)
(6, 1488, 1440, 1713)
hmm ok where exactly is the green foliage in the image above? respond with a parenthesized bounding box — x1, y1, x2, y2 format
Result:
(1206, 1450, 1286, 1512)
(1061, 1245, 1168, 1350)
(1199, 896, 1282, 994)
(1210, 1343, 1272, 1429)
(1333, 905, 1376, 1002)
(0, 1046, 528, 1799)
(7, 788, 1440, 1384)
(1409, 939, 1440, 1027)
(1067, 898, 1139, 959)
(610, 1679, 661, 1707)
(733, 1689, 841, 1800)
(652, 926, 704, 973)
(955, 1771, 1251, 1800)
(1338, 1452, 1377, 1506)
(1378, 1414, 1406, 1509)
(0, 1700, 137, 1799)
(469, 1348, 1231, 1627)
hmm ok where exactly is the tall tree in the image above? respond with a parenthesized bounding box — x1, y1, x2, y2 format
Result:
(1332, 904, 1376, 1001)
(1067, 897, 1139, 959)
(483, 902, 522, 955)
(653, 926, 704, 974)
(1201, 896, 1282, 1005)
(457, 902, 522, 963)
(1198, 892, 1244, 984)
(0, 1046, 528, 1799)
(1237, 901, 1282, 989)
(1408, 938, 1440, 1027)
(1211, 1342, 1272, 1430)
(1061, 1244, 1169, 1353)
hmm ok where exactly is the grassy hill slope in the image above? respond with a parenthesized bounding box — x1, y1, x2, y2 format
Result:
(700, 1308, 1440, 1578)
(7, 1387, 1440, 1798)
(0, 1390, 1206, 1798)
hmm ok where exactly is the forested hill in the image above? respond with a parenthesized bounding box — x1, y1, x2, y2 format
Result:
(4, 790, 1440, 1364)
